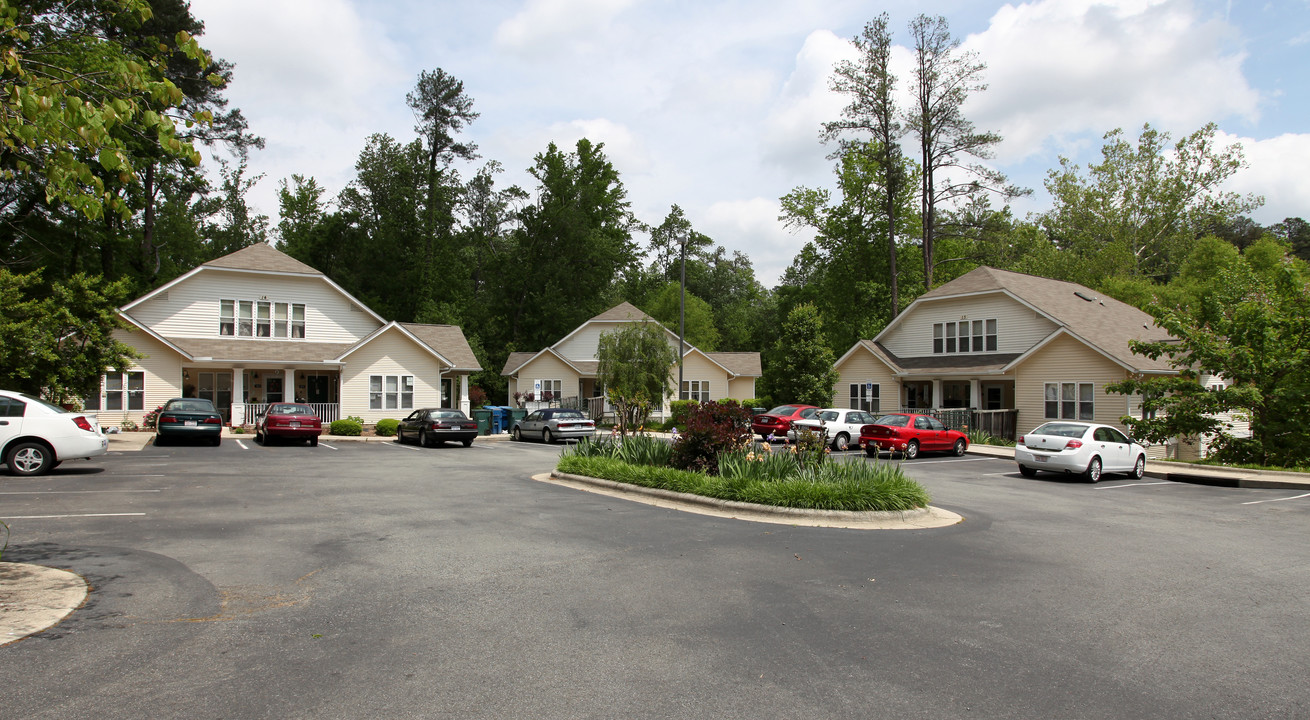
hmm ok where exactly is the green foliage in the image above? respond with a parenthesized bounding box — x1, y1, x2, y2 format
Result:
(764, 303, 839, 408)
(669, 400, 698, 428)
(567, 434, 673, 467)
(596, 320, 678, 436)
(375, 419, 399, 437)
(790, 426, 829, 470)
(0, 269, 142, 403)
(669, 400, 752, 475)
(230, 426, 245, 434)
(645, 283, 720, 351)
(965, 429, 1013, 447)
(1042, 123, 1262, 281)
(1107, 239, 1310, 467)
(330, 419, 362, 436)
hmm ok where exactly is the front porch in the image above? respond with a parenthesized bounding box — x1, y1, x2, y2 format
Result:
(182, 365, 342, 426)
(897, 378, 1019, 440)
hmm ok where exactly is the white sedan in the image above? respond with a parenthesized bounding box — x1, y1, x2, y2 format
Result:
(1, 389, 108, 476)
(788, 408, 880, 451)
(1014, 421, 1148, 483)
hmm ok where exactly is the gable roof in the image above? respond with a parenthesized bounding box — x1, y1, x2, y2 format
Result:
(704, 352, 762, 377)
(880, 266, 1175, 373)
(398, 323, 481, 371)
(202, 242, 323, 275)
(588, 301, 657, 323)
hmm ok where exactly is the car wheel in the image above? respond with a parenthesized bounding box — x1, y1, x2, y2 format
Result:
(953, 438, 967, 457)
(462, 439, 473, 448)
(310, 436, 319, 447)
(864, 446, 879, 459)
(1085, 456, 1102, 483)
(832, 432, 850, 451)
(512, 427, 522, 441)
(904, 440, 919, 460)
(396, 427, 404, 444)
(1132, 454, 1146, 479)
(1018, 465, 1037, 478)
(5, 442, 54, 476)
(154, 434, 168, 447)
(212, 436, 222, 447)
(419, 430, 430, 448)
(543, 428, 554, 444)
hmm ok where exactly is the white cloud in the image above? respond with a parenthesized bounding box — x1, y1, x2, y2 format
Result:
(494, 0, 638, 56)
(964, 0, 1261, 162)
(700, 198, 816, 287)
(760, 30, 853, 173)
(1221, 131, 1310, 223)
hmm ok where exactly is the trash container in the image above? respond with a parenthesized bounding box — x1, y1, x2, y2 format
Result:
(485, 406, 503, 434)
(510, 407, 527, 431)
(494, 406, 514, 434)
(471, 408, 492, 436)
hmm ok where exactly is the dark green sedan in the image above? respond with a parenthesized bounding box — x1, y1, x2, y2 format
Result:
(155, 398, 223, 446)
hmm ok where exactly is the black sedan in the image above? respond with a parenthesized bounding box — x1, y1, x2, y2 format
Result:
(397, 408, 478, 448)
(155, 397, 223, 446)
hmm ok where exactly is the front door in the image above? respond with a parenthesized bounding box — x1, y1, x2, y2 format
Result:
(441, 379, 452, 408)
(904, 382, 933, 409)
(265, 377, 284, 404)
(197, 372, 233, 423)
(305, 374, 331, 404)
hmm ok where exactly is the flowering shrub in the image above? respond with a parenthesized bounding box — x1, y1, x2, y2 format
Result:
(142, 406, 163, 428)
(670, 399, 752, 475)
(469, 386, 488, 408)
(790, 426, 828, 470)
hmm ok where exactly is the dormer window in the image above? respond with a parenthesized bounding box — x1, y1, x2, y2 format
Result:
(220, 298, 306, 339)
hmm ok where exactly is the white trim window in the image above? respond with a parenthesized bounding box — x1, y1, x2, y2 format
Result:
(849, 383, 880, 412)
(220, 299, 306, 339)
(84, 371, 144, 411)
(934, 319, 997, 354)
(370, 375, 414, 410)
(680, 380, 710, 402)
(1045, 382, 1094, 420)
(537, 379, 563, 402)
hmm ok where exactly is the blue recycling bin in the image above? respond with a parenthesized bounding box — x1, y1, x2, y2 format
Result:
(496, 406, 514, 434)
(485, 406, 504, 434)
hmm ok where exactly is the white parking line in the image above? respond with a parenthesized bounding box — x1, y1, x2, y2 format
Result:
(319, 442, 338, 450)
(0, 513, 146, 519)
(383, 442, 420, 451)
(902, 458, 993, 465)
(1094, 481, 1176, 490)
(236, 439, 249, 450)
(0, 490, 161, 495)
(1242, 492, 1310, 505)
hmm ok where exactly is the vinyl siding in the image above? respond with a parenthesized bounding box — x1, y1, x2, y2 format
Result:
(1013, 333, 1134, 436)
(340, 328, 449, 424)
(513, 354, 582, 403)
(87, 328, 184, 427)
(555, 321, 680, 361)
(727, 377, 757, 402)
(129, 271, 382, 343)
(833, 345, 899, 412)
(881, 293, 1058, 358)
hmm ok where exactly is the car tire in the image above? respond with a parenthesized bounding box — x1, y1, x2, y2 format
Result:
(396, 428, 404, 444)
(904, 440, 919, 460)
(1018, 465, 1038, 478)
(5, 441, 54, 476)
(419, 430, 430, 448)
(154, 434, 168, 447)
(953, 439, 967, 457)
(832, 433, 850, 451)
(310, 436, 319, 447)
(1132, 454, 1145, 479)
(212, 436, 222, 447)
(512, 427, 522, 441)
(543, 428, 554, 444)
(1085, 456, 1102, 483)
(462, 439, 473, 448)
(864, 446, 879, 459)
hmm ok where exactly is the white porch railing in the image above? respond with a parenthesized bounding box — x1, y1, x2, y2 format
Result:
(236, 402, 340, 426)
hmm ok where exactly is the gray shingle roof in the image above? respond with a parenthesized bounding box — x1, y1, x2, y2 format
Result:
(165, 337, 355, 363)
(399, 323, 482, 371)
(918, 267, 1175, 372)
(202, 242, 323, 276)
(705, 352, 763, 377)
(587, 302, 657, 323)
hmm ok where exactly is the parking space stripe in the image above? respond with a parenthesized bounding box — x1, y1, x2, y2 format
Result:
(1094, 481, 1177, 490)
(0, 490, 161, 495)
(1242, 492, 1310, 505)
(0, 513, 146, 519)
(903, 458, 993, 465)
(384, 442, 420, 451)
(236, 439, 249, 450)
(319, 442, 338, 450)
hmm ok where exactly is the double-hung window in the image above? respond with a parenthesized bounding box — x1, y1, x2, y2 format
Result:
(1045, 382, 1094, 420)
(933, 319, 998, 354)
(370, 375, 414, 410)
(85, 372, 144, 411)
(256, 301, 271, 337)
(680, 380, 710, 402)
(219, 300, 235, 336)
(538, 379, 562, 402)
(849, 383, 880, 412)
(219, 299, 305, 339)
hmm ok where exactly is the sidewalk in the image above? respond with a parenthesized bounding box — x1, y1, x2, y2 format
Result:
(967, 444, 1310, 490)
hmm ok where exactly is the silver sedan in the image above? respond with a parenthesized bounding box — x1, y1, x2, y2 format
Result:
(511, 408, 596, 443)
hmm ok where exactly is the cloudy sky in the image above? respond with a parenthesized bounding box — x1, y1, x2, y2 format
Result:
(185, 0, 1310, 287)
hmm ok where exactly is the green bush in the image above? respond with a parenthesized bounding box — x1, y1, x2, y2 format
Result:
(330, 419, 362, 436)
(375, 418, 399, 437)
(669, 400, 697, 429)
(568, 435, 673, 466)
(743, 397, 767, 412)
(670, 399, 752, 475)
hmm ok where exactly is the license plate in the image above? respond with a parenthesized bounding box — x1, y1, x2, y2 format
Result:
(1033, 455, 1048, 462)
(290, 421, 300, 428)
(184, 420, 197, 427)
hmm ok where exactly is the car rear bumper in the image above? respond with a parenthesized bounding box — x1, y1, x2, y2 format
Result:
(157, 423, 223, 437)
(431, 430, 478, 443)
(52, 433, 109, 460)
(1014, 447, 1083, 473)
(262, 425, 322, 438)
(551, 428, 596, 439)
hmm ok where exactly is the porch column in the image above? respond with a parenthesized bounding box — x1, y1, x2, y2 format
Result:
(286, 368, 296, 402)
(232, 370, 246, 426)
(969, 379, 980, 409)
(931, 379, 942, 409)
(459, 374, 470, 415)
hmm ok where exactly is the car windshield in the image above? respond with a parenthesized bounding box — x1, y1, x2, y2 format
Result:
(819, 411, 839, 421)
(19, 393, 68, 414)
(766, 405, 798, 416)
(167, 400, 215, 412)
(270, 404, 313, 415)
(873, 414, 910, 427)
(1032, 423, 1090, 438)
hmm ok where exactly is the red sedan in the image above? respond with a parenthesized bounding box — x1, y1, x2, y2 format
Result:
(255, 403, 323, 446)
(859, 413, 968, 459)
(751, 404, 818, 441)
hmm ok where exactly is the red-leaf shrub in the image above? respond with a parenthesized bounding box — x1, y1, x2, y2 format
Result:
(670, 399, 752, 475)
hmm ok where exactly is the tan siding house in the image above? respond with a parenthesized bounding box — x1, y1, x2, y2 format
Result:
(502, 302, 762, 418)
(86, 243, 481, 428)
(833, 267, 1180, 451)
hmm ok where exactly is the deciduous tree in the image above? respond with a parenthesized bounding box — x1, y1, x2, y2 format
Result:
(595, 321, 677, 435)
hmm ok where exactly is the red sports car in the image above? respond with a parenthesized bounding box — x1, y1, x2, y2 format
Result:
(255, 403, 323, 446)
(859, 413, 968, 459)
(751, 404, 819, 441)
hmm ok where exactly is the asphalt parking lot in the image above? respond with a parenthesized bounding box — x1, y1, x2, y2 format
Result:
(2, 438, 1308, 719)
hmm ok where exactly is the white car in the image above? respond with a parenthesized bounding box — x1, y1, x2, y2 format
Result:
(1014, 421, 1147, 483)
(788, 408, 880, 451)
(1, 389, 108, 476)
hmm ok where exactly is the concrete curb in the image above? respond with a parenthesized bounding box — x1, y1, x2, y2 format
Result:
(543, 471, 963, 530)
(0, 562, 87, 646)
